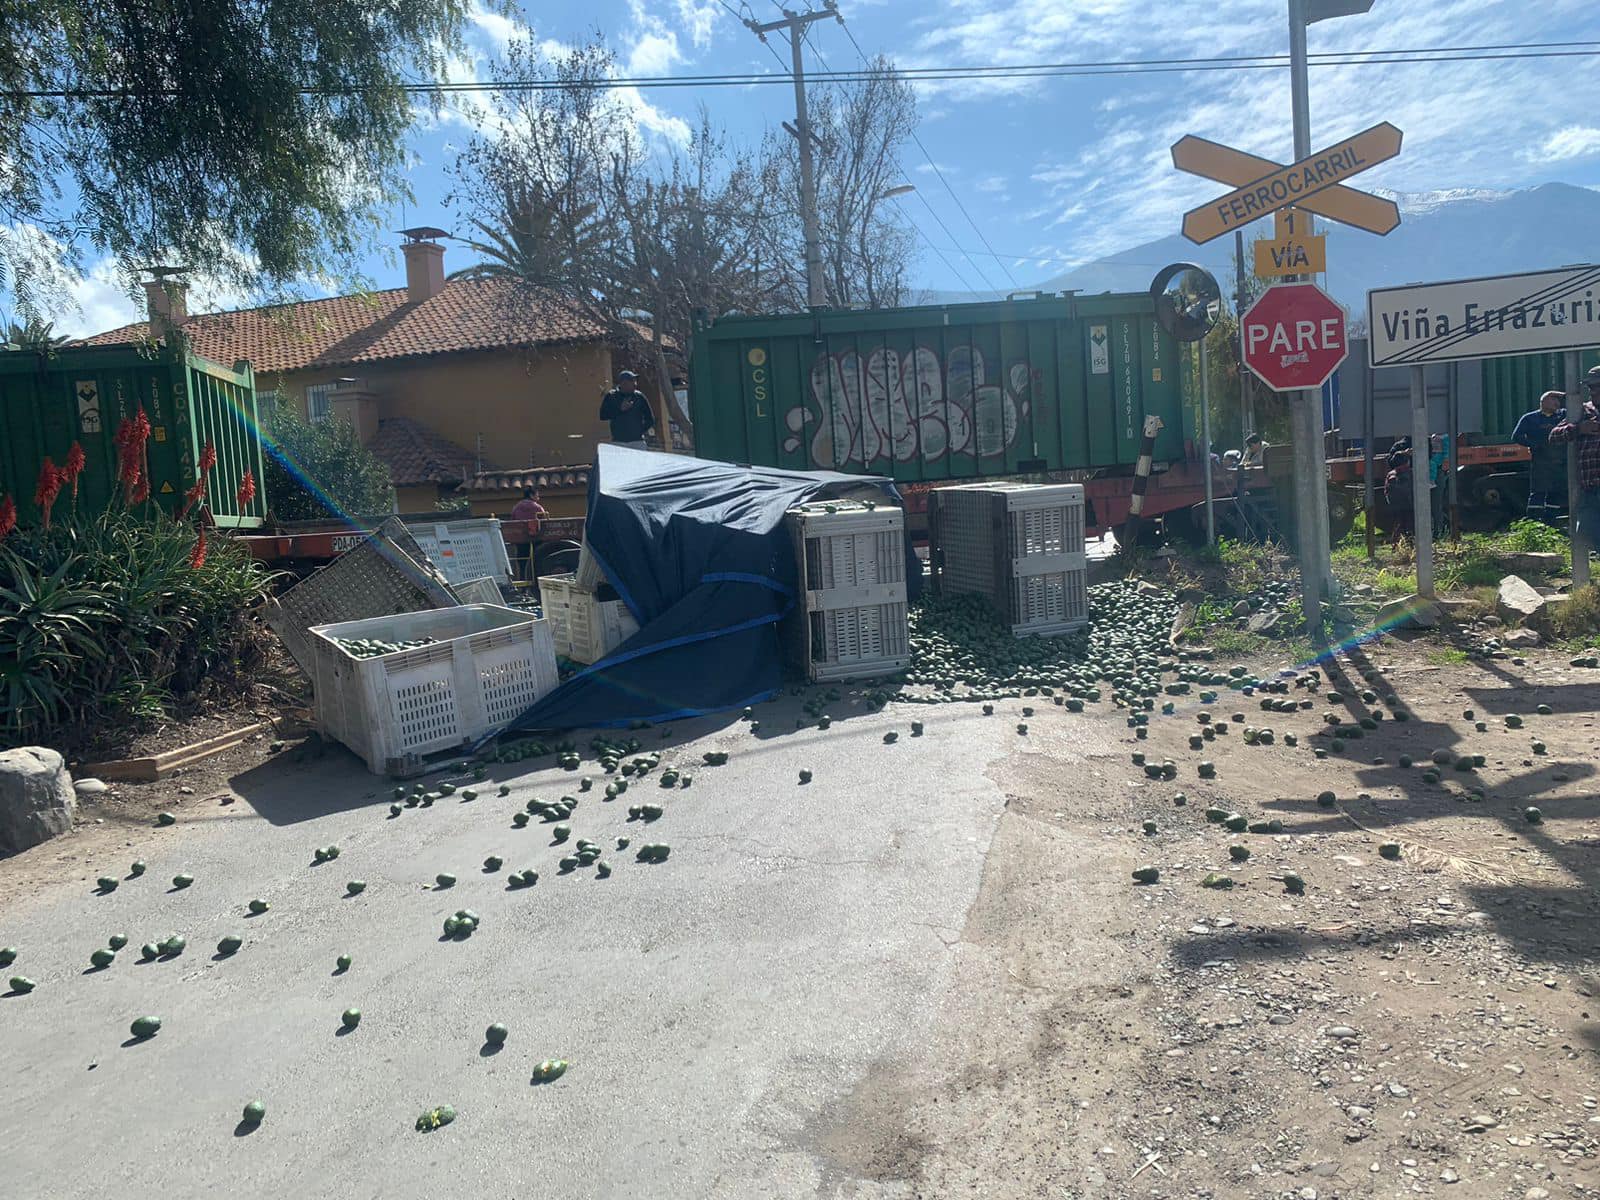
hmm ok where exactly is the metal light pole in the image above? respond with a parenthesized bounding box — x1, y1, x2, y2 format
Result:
(1409, 365, 1434, 597)
(1200, 333, 1216, 545)
(1284, 0, 1374, 633)
(1234, 230, 1254, 437)
(747, 4, 844, 310)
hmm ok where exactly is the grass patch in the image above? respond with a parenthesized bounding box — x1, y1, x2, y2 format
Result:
(1332, 519, 1571, 597)
(1548, 584, 1600, 642)
(1206, 626, 1317, 665)
(1426, 647, 1470, 666)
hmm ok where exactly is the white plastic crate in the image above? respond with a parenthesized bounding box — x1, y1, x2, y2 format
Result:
(539, 573, 640, 665)
(265, 518, 459, 676)
(451, 576, 505, 606)
(785, 501, 910, 681)
(309, 604, 558, 776)
(574, 542, 606, 590)
(408, 519, 514, 586)
(931, 482, 1088, 636)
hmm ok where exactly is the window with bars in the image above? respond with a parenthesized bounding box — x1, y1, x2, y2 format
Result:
(304, 383, 335, 423)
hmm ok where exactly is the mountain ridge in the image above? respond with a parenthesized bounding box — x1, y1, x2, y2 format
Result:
(921, 182, 1600, 313)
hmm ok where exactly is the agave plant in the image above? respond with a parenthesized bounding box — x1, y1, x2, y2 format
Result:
(0, 548, 115, 736)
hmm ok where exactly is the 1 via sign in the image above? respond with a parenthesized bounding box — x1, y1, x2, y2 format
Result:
(1255, 234, 1327, 278)
(1240, 282, 1349, 392)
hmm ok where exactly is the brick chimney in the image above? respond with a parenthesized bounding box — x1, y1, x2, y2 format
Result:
(143, 272, 189, 337)
(329, 378, 379, 445)
(400, 227, 448, 303)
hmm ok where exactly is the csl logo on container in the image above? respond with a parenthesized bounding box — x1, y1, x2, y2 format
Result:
(746, 346, 769, 415)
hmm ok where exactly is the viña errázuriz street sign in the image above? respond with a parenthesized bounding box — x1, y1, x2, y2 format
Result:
(1367, 265, 1600, 367)
(1173, 122, 1403, 244)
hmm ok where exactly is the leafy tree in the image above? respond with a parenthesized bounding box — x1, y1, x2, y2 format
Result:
(0, 1, 483, 318)
(261, 407, 394, 522)
(451, 37, 913, 440)
(759, 58, 919, 310)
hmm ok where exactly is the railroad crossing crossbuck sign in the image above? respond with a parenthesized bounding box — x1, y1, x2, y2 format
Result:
(1240, 282, 1349, 393)
(1172, 122, 1403, 244)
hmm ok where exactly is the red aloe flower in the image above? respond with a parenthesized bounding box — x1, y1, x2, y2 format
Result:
(189, 526, 208, 570)
(181, 439, 220, 518)
(179, 476, 208, 519)
(63, 442, 87, 500)
(0, 494, 16, 541)
(115, 409, 153, 502)
(113, 417, 138, 485)
(34, 458, 66, 530)
(237, 467, 257, 511)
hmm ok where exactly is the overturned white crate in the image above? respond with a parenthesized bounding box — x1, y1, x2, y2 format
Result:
(539, 572, 640, 665)
(309, 604, 558, 776)
(265, 518, 457, 676)
(785, 500, 909, 682)
(407, 518, 515, 587)
(930, 482, 1088, 636)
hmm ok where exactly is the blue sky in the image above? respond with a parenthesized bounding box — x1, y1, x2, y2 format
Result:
(46, 0, 1600, 334)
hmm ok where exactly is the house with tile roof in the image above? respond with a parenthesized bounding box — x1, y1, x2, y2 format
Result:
(84, 231, 663, 512)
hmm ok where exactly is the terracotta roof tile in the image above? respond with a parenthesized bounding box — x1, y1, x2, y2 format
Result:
(461, 466, 591, 492)
(82, 279, 613, 373)
(368, 418, 501, 488)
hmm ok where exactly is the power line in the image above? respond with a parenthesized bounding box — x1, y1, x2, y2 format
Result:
(10, 42, 1600, 98)
(890, 196, 980, 293)
(800, 20, 1003, 293)
(836, 18, 1021, 290)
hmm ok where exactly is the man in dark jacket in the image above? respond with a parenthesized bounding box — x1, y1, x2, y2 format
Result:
(599, 371, 656, 449)
(1511, 389, 1568, 524)
(1549, 369, 1600, 555)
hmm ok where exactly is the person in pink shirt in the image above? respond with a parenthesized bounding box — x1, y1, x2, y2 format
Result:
(508, 487, 547, 580)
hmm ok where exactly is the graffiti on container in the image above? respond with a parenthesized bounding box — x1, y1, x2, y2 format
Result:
(784, 345, 1033, 467)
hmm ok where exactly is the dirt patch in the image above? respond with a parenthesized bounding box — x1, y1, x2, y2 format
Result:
(815, 636, 1600, 1198)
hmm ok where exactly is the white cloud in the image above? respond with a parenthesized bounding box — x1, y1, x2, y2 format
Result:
(674, 0, 723, 48)
(914, 161, 956, 175)
(468, 3, 520, 54)
(628, 32, 680, 76)
(1525, 125, 1600, 164)
(974, 174, 1008, 194)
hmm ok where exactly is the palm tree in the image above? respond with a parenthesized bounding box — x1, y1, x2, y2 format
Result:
(448, 182, 605, 291)
(3, 317, 72, 350)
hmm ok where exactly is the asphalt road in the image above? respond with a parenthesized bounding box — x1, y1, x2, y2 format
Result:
(0, 695, 1015, 1198)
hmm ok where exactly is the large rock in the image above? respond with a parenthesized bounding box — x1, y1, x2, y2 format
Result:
(1376, 595, 1440, 630)
(1502, 627, 1542, 649)
(1247, 608, 1282, 635)
(1497, 575, 1548, 627)
(0, 747, 77, 853)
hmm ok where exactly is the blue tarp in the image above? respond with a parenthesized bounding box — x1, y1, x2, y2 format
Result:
(507, 444, 919, 731)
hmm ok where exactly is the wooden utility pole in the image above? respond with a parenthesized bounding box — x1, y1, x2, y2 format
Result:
(745, 2, 843, 309)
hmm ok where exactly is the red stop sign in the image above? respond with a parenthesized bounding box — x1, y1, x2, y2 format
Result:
(1240, 282, 1349, 392)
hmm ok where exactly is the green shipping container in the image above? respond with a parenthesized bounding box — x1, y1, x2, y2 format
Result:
(1480, 347, 1600, 439)
(0, 343, 267, 528)
(690, 293, 1186, 481)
